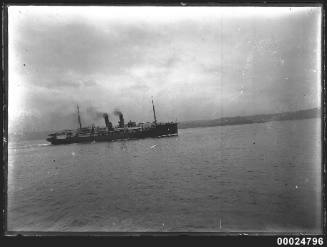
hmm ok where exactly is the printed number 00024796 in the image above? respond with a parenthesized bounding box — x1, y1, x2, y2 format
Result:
(276, 237, 324, 246)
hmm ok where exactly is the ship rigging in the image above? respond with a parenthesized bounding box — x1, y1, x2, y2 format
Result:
(46, 98, 178, 145)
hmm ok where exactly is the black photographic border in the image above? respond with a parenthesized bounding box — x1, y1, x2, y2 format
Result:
(1, 0, 325, 245)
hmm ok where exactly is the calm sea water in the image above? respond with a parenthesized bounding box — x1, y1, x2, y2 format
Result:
(7, 118, 322, 233)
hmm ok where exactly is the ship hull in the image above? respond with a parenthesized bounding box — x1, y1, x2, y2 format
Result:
(46, 123, 178, 145)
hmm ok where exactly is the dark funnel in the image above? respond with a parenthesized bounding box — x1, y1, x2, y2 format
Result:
(103, 113, 113, 130)
(114, 109, 124, 128)
(119, 113, 124, 128)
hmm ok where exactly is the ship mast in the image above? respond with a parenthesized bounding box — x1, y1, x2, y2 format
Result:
(152, 97, 157, 126)
(77, 104, 82, 129)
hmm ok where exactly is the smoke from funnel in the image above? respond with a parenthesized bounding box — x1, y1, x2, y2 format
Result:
(113, 109, 122, 117)
(114, 109, 124, 128)
(95, 112, 104, 119)
(86, 106, 104, 121)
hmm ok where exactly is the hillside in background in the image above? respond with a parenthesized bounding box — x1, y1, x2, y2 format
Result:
(178, 108, 321, 129)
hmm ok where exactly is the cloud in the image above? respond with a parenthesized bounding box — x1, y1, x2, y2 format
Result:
(8, 6, 321, 133)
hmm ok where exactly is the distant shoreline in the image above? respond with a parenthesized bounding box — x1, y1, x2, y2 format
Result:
(178, 108, 320, 130)
(9, 108, 320, 141)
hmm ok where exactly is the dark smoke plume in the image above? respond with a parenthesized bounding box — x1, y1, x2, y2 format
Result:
(113, 109, 123, 117)
(113, 109, 124, 128)
(86, 106, 104, 120)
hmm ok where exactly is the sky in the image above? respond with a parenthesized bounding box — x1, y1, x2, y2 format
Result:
(8, 6, 321, 133)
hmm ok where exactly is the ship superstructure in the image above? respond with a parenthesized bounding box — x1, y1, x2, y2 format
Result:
(46, 99, 178, 145)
